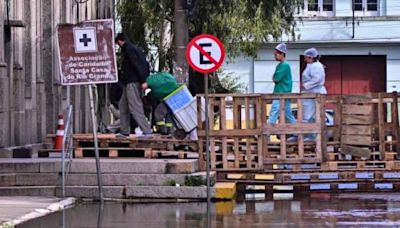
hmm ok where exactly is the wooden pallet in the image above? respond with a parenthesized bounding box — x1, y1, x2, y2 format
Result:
(72, 133, 198, 152)
(74, 147, 198, 159)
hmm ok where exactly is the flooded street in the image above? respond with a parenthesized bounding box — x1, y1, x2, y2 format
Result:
(18, 193, 400, 228)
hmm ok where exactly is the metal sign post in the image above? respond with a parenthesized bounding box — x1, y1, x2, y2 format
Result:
(88, 85, 104, 202)
(204, 73, 211, 227)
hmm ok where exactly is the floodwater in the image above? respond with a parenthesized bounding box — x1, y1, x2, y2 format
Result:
(18, 193, 400, 228)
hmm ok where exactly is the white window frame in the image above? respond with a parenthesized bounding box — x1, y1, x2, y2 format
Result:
(303, 0, 335, 17)
(353, 0, 379, 16)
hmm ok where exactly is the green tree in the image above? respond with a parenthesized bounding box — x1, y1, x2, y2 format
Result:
(117, 0, 302, 89)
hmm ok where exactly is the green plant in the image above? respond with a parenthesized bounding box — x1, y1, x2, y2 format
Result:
(165, 179, 177, 186)
(184, 176, 205, 186)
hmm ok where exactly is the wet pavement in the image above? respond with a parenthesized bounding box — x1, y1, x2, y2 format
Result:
(18, 193, 400, 228)
(0, 197, 59, 223)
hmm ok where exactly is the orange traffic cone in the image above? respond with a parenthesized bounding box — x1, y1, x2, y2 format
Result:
(54, 115, 64, 150)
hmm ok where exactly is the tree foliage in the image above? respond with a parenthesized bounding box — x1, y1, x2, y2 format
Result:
(117, 0, 302, 68)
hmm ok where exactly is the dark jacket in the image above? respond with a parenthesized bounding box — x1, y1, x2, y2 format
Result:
(120, 42, 147, 85)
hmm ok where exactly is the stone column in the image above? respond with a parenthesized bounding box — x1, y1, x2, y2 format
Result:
(0, 0, 10, 147)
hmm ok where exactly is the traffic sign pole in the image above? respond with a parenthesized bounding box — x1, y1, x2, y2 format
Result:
(204, 73, 211, 228)
(185, 34, 225, 227)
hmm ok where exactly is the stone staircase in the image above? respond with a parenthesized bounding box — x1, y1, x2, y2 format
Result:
(0, 158, 216, 199)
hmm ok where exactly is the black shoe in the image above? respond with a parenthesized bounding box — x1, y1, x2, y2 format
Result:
(115, 133, 129, 139)
(157, 126, 168, 135)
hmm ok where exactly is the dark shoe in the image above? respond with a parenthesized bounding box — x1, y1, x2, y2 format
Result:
(157, 126, 168, 135)
(136, 133, 153, 139)
(115, 133, 129, 139)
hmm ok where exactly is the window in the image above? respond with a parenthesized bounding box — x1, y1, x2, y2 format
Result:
(353, 0, 379, 16)
(367, 0, 378, 11)
(304, 0, 334, 16)
(323, 0, 334, 11)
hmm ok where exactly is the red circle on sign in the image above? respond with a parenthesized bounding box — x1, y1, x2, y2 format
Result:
(186, 34, 225, 74)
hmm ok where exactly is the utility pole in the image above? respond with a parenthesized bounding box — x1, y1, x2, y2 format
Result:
(173, 0, 189, 85)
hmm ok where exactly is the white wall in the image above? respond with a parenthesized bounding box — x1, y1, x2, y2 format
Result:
(284, 19, 400, 41)
(386, 0, 400, 16)
(251, 43, 400, 93)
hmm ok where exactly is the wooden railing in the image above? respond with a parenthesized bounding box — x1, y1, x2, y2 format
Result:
(196, 92, 400, 171)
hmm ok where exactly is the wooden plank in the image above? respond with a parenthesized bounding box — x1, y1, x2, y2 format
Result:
(233, 98, 240, 130)
(210, 138, 216, 169)
(378, 93, 386, 157)
(234, 137, 240, 168)
(222, 137, 228, 169)
(342, 115, 372, 125)
(256, 97, 262, 128)
(246, 138, 252, 169)
(316, 95, 324, 160)
(144, 148, 152, 158)
(245, 97, 250, 129)
(197, 96, 203, 130)
(109, 149, 118, 158)
(297, 98, 304, 159)
(342, 104, 372, 115)
(280, 134, 287, 160)
(257, 136, 263, 168)
(198, 129, 261, 137)
(342, 94, 372, 104)
(342, 135, 372, 146)
(263, 124, 321, 134)
(393, 92, 400, 157)
(220, 98, 227, 130)
(74, 148, 83, 158)
(208, 97, 215, 130)
(340, 145, 371, 158)
(342, 125, 372, 135)
(279, 98, 285, 124)
(260, 98, 267, 128)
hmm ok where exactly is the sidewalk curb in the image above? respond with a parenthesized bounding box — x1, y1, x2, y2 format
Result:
(0, 197, 76, 228)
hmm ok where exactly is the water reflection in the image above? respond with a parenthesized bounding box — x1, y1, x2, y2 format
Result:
(19, 194, 400, 228)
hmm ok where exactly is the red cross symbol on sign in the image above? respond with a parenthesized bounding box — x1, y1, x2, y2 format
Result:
(186, 34, 225, 74)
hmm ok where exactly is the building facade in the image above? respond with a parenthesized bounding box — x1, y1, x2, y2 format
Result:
(225, 0, 400, 95)
(0, 0, 115, 150)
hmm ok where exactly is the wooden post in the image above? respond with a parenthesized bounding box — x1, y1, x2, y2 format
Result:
(392, 92, 400, 156)
(279, 97, 286, 160)
(315, 95, 322, 160)
(320, 95, 327, 160)
(245, 97, 250, 129)
(297, 97, 304, 159)
(378, 93, 386, 159)
(220, 98, 228, 168)
(234, 137, 240, 168)
(246, 138, 252, 168)
(233, 98, 240, 130)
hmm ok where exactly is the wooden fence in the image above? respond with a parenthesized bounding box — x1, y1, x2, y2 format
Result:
(196, 92, 400, 171)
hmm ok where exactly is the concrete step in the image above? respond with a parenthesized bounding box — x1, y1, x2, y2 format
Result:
(0, 158, 199, 174)
(0, 185, 217, 199)
(0, 186, 57, 197)
(0, 186, 123, 198)
(125, 186, 215, 199)
(0, 172, 216, 187)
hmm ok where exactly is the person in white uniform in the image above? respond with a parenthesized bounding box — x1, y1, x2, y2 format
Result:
(301, 48, 327, 141)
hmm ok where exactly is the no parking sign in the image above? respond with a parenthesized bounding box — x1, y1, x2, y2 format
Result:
(186, 34, 225, 74)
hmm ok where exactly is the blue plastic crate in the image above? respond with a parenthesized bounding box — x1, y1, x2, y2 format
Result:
(164, 85, 194, 112)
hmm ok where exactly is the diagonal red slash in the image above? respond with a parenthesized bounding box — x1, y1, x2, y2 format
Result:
(192, 42, 219, 66)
